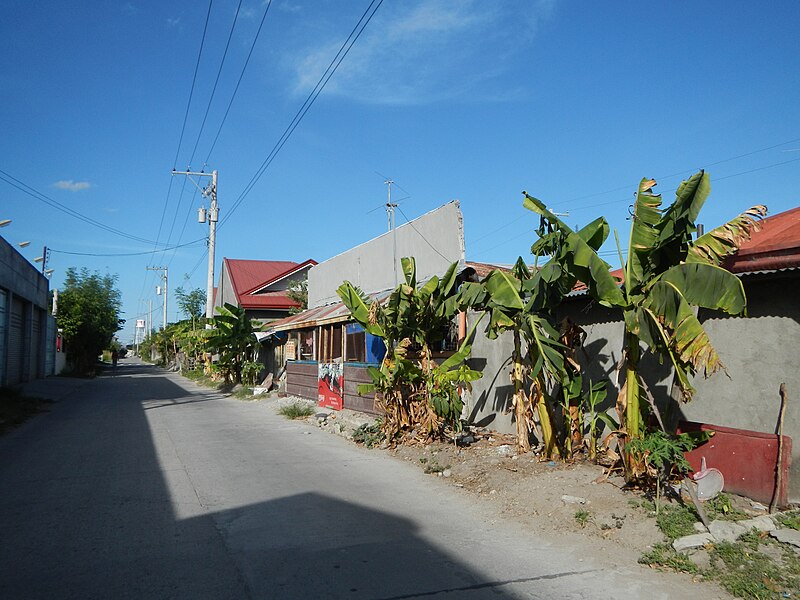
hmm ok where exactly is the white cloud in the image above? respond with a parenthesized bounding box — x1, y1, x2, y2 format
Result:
(289, 0, 556, 105)
(166, 16, 181, 28)
(52, 180, 92, 192)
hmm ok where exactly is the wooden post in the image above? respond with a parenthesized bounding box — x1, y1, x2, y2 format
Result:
(770, 383, 788, 513)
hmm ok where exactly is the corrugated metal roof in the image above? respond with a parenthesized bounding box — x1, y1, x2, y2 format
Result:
(725, 206, 800, 273)
(267, 290, 394, 332)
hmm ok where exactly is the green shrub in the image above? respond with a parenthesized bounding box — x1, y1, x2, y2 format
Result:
(278, 402, 315, 419)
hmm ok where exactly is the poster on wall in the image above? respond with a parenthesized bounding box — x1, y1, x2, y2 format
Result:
(318, 362, 344, 410)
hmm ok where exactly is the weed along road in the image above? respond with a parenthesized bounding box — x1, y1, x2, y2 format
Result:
(0, 361, 730, 600)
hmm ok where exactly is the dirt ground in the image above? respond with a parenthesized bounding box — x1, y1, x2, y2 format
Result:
(389, 432, 665, 564)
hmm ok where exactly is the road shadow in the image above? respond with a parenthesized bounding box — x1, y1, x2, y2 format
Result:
(0, 364, 534, 599)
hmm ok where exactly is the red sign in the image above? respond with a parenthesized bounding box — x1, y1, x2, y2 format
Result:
(318, 362, 344, 410)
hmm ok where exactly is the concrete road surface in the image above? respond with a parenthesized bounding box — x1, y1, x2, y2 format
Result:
(0, 360, 728, 599)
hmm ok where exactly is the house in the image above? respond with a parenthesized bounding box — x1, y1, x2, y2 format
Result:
(265, 201, 467, 412)
(213, 258, 317, 323)
(0, 235, 57, 385)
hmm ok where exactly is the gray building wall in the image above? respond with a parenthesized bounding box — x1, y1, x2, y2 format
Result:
(463, 270, 800, 501)
(308, 201, 466, 308)
(214, 262, 237, 310)
(0, 235, 53, 386)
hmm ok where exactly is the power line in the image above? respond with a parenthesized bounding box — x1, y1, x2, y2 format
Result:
(204, 0, 273, 164)
(152, 0, 215, 263)
(555, 136, 800, 208)
(396, 205, 451, 263)
(49, 238, 205, 257)
(220, 0, 384, 228)
(470, 151, 800, 258)
(172, 0, 214, 171)
(0, 169, 165, 246)
(188, 0, 243, 163)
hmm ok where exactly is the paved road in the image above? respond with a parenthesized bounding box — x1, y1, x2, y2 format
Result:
(1, 360, 727, 599)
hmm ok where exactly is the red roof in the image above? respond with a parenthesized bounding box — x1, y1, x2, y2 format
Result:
(223, 258, 317, 311)
(725, 206, 800, 273)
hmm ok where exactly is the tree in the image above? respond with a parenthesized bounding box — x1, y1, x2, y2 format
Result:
(337, 258, 482, 442)
(286, 278, 308, 315)
(205, 303, 264, 384)
(524, 171, 765, 480)
(174, 286, 206, 323)
(57, 267, 124, 375)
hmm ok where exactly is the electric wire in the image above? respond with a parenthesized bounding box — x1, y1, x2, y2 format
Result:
(49, 238, 205, 257)
(0, 169, 164, 246)
(219, 0, 384, 228)
(471, 153, 800, 258)
(204, 0, 273, 164)
(152, 0, 214, 251)
(188, 0, 243, 164)
(396, 205, 451, 263)
(471, 136, 800, 249)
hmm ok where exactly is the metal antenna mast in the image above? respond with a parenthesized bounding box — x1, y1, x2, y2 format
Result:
(385, 179, 398, 286)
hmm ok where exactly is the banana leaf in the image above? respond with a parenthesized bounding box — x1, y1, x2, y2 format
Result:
(646, 280, 723, 377)
(658, 262, 746, 315)
(626, 178, 662, 291)
(687, 204, 767, 265)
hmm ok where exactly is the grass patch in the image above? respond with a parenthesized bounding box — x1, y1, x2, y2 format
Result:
(232, 387, 254, 400)
(711, 541, 798, 599)
(278, 402, 315, 419)
(574, 509, 591, 528)
(352, 420, 384, 449)
(0, 387, 51, 434)
(705, 493, 749, 521)
(639, 543, 699, 574)
(655, 503, 700, 541)
(775, 510, 800, 531)
(420, 457, 450, 474)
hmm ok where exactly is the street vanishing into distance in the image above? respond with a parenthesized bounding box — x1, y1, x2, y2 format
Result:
(1, 359, 721, 599)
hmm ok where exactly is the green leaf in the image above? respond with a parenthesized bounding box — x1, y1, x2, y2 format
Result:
(658, 262, 746, 315)
(646, 280, 724, 379)
(401, 256, 416, 288)
(484, 270, 524, 309)
(438, 262, 459, 296)
(626, 178, 662, 291)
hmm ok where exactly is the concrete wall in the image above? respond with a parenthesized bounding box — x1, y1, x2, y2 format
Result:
(462, 270, 800, 501)
(679, 273, 800, 500)
(0, 236, 53, 386)
(308, 201, 465, 308)
(214, 262, 236, 310)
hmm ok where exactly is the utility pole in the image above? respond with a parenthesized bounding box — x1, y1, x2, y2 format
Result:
(172, 169, 218, 321)
(147, 266, 168, 330)
(385, 179, 398, 287)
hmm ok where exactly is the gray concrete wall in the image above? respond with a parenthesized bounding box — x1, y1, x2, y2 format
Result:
(463, 271, 800, 501)
(214, 262, 237, 310)
(0, 236, 52, 386)
(0, 236, 49, 307)
(308, 201, 465, 308)
(679, 273, 800, 500)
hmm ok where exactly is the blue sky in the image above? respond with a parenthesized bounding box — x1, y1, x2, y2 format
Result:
(3, 0, 799, 344)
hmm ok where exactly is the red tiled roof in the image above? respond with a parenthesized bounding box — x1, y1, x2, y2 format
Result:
(725, 206, 800, 273)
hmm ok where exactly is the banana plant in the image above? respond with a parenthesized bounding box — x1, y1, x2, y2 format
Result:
(337, 258, 482, 440)
(205, 302, 264, 384)
(524, 171, 766, 479)
(462, 259, 566, 455)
